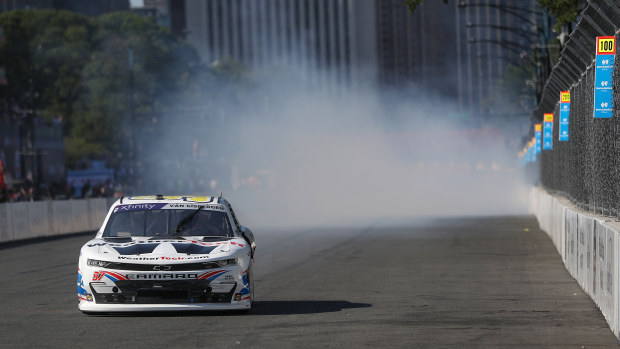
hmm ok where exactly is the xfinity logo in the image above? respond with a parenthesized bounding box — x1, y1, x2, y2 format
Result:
(114, 204, 161, 212)
(152, 265, 172, 271)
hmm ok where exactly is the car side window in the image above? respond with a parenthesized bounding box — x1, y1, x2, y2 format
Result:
(227, 204, 241, 231)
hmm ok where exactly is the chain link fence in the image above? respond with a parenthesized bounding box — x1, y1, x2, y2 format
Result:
(537, 0, 620, 216)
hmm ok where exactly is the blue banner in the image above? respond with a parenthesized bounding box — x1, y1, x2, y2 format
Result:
(559, 102, 570, 141)
(543, 121, 553, 150)
(535, 130, 542, 153)
(594, 36, 615, 118)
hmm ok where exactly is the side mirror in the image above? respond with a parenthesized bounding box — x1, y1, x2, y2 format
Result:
(240, 225, 256, 258)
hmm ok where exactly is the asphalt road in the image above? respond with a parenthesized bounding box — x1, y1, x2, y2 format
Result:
(0, 216, 617, 348)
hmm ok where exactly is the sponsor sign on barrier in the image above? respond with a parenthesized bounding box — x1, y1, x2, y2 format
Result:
(594, 36, 615, 118)
(535, 124, 542, 153)
(543, 113, 553, 150)
(559, 91, 570, 141)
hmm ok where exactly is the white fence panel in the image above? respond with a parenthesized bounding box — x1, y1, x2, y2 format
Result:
(89, 198, 108, 231)
(71, 200, 89, 233)
(530, 187, 620, 337)
(51, 200, 73, 236)
(0, 198, 119, 244)
(604, 226, 615, 327)
(28, 201, 49, 239)
(0, 203, 12, 242)
(11, 202, 30, 240)
(566, 209, 578, 277)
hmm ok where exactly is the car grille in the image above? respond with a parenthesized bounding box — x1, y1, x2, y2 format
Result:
(136, 288, 189, 299)
(89, 280, 237, 304)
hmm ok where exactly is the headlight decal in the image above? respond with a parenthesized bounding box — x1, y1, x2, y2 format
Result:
(86, 258, 236, 271)
(87, 259, 111, 268)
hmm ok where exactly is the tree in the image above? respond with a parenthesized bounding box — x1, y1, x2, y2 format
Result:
(537, 0, 586, 28)
(0, 10, 94, 121)
(404, 0, 425, 13)
(67, 12, 202, 166)
(0, 10, 204, 168)
(404, 0, 448, 13)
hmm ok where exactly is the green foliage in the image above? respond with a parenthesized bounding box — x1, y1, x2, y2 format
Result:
(537, 0, 586, 28)
(404, 0, 425, 13)
(0, 10, 207, 168)
(68, 12, 202, 165)
(404, 0, 450, 12)
(0, 10, 93, 121)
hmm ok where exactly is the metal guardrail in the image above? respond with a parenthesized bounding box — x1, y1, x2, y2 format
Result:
(537, 0, 620, 217)
(0, 198, 116, 243)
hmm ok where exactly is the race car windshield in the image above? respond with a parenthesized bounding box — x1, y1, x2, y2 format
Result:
(103, 209, 234, 238)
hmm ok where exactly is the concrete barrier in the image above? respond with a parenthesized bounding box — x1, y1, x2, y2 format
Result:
(0, 198, 116, 243)
(530, 187, 620, 337)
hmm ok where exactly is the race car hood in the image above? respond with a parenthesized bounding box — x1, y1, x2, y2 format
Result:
(81, 237, 248, 262)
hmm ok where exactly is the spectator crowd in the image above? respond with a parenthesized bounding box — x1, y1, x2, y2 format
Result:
(0, 179, 129, 203)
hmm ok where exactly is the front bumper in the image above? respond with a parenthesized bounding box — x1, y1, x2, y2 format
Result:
(78, 266, 252, 312)
(79, 301, 250, 312)
(89, 279, 238, 304)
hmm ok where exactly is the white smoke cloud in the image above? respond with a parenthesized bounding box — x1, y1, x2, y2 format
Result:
(147, 64, 528, 229)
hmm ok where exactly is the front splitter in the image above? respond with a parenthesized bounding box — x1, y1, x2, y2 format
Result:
(79, 300, 251, 312)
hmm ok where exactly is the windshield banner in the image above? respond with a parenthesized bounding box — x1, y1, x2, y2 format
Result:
(113, 203, 225, 212)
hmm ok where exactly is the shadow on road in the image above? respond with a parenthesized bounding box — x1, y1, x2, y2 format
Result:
(249, 300, 372, 315)
(81, 300, 372, 317)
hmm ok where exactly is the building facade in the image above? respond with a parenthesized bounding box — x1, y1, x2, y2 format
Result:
(184, 0, 378, 92)
(0, 0, 128, 15)
(377, 0, 545, 118)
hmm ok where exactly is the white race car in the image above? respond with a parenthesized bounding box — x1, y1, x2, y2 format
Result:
(77, 195, 255, 313)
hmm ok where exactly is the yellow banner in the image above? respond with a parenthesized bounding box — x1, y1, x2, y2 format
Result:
(597, 36, 615, 55)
